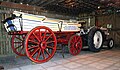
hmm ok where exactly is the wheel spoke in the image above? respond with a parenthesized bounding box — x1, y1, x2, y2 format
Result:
(15, 36, 23, 41)
(33, 33, 40, 42)
(71, 44, 75, 49)
(28, 46, 38, 50)
(42, 29, 47, 41)
(75, 36, 79, 42)
(39, 29, 42, 41)
(74, 36, 77, 42)
(41, 49, 46, 59)
(36, 49, 41, 60)
(75, 45, 79, 50)
(15, 45, 22, 50)
(46, 41, 55, 44)
(29, 40, 39, 44)
(46, 46, 54, 49)
(14, 42, 22, 44)
(72, 42, 76, 48)
(76, 37, 80, 42)
(70, 41, 74, 44)
(31, 48, 39, 57)
(19, 46, 24, 54)
(72, 37, 76, 42)
(45, 49, 51, 57)
(44, 34, 52, 42)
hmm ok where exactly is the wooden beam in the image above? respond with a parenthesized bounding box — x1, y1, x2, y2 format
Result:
(0, 1, 44, 12)
(40, 0, 57, 7)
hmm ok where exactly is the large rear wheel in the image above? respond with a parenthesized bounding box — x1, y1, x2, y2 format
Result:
(25, 26, 57, 63)
(88, 27, 104, 52)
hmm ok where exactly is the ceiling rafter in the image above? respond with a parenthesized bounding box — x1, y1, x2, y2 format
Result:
(29, 0, 41, 5)
(1, 0, 120, 16)
(37, 0, 48, 6)
(39, 0, 57, 7)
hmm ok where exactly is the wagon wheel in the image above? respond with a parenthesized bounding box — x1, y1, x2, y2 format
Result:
(68, 35, 82, 56)
(11, 35, 26, 56)
(88, 27, 104, 52)
(25, 26, 57, 63)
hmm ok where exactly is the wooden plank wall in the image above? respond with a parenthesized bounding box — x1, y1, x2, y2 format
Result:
(0, 13, 14, 55)
(97, 13, 120, 45)
(114, 13, 120, 45)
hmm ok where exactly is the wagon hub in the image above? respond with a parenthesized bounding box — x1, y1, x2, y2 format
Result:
(39, 41, 47, 50)
(75, 42, 80, 48)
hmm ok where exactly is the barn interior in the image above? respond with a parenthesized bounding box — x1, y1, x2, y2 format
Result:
(0, 0, 120, 70)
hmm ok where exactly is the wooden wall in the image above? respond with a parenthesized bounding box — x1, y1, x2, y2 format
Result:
(0, 3, 120, 55)
(114, 13, 120, 45)
(97, 13, 120, 45)
(0, 13, 14, 55)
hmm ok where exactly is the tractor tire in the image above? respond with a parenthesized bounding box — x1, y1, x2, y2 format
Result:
(107, 38, 114, 49)
(88, 27, 104, 52)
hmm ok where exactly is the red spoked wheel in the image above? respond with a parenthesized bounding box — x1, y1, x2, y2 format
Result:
(68, 35, 82, 56)
(11, 35, 26, 56)
(25, 26, 57, 63)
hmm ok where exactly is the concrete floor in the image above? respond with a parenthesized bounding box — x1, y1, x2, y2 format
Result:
(0, 46, 120, 70)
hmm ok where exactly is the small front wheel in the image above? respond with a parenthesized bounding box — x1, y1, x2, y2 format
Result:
(68, 35, 82, 55)
(11, 35, 26, 56)
(107, 38, 114, 49)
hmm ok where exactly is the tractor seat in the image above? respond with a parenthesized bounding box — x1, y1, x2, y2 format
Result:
(78, 22, 86, 28)
(78, 21, 86, 25)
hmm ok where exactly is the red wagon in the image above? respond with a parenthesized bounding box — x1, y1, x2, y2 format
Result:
(3, 11, 83, 63)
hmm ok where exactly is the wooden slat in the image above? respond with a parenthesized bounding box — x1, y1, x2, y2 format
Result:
(0, 13, 13, 55)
